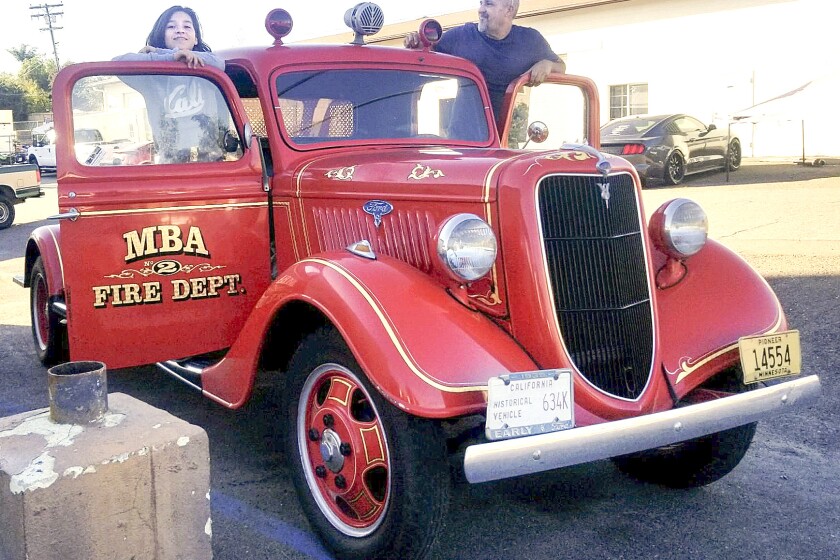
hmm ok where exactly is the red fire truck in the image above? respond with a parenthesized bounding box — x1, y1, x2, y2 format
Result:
(16, 5, 820, 559)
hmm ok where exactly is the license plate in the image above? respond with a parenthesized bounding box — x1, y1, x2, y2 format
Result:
(485, 370, 574, 441)
(738, 330, 801, 384)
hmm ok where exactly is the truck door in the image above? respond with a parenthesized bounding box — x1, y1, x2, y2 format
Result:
(53, 62, 267, 369)
(497, 73, 601, 151)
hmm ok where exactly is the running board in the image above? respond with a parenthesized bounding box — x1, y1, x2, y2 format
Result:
(156, 351, 228, 393)
(13, 277, 67, 323)
(51, 300, 67, 319)
(157, 360, 204, 392)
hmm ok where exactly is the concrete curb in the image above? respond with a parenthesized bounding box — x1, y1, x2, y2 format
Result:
(0, 392, 212, 560)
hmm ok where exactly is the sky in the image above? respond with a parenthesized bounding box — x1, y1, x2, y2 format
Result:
(0, 0, 480, 74)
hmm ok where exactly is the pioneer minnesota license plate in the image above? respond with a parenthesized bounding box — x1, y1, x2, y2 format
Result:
(738, 330, 801, 384)
(485, 370, 574, 441)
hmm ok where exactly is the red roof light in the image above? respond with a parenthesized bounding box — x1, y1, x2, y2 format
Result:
(265, 9, 293, 45)
(419, 19, 443, 48)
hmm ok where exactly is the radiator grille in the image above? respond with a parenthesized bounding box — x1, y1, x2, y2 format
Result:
(312, 206, 435, 273)
(538, 174, 653, 399)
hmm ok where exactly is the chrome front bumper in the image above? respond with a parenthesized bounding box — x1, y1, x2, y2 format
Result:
(463, 375, 821, 483)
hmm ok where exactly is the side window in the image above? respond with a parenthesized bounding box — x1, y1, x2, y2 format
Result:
(674, 117, 704, 134)
(505, 82, 588, 150)
(71, 74, 243, 166)
(688, 117, 707, 133)
(32, 130, 55, 147)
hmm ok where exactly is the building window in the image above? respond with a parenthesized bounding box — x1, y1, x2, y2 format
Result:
(609, 83, 648, 120)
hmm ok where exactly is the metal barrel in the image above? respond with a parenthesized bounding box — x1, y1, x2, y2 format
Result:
(47, 361, 108, 424)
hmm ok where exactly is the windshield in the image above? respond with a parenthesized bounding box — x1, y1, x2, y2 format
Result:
(275, 69, 490, 146)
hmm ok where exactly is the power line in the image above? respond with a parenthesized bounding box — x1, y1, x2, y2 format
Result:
(29, 3, 64, 68)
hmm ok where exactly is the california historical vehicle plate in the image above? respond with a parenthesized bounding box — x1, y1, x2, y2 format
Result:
(738, 330, 801, 384)
(485, 370, 574, 441)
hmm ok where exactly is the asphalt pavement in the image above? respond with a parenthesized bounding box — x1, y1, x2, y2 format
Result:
(1, 161, 838, 560)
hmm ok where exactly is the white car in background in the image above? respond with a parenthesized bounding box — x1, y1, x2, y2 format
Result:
(27, 123, 104, 172)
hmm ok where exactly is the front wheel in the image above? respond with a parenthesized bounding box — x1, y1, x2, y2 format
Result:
(727, 139, 742, 171)
(612, 368, 756, 488)
(664, 151, 686, 185)
(282, 327, 450, 560)
(30, 256, 68, 365)
(0, 197, 14, 229)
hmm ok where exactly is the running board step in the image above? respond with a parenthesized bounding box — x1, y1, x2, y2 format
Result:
(51, 300, 67, 319)
(156, 351, 228, 392)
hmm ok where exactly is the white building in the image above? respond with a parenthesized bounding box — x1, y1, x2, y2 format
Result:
(306, 0, 838, 159)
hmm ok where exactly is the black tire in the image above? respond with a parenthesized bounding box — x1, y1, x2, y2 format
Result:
(727, 139, 742, 171)
(0, 197, 14, 229)
(613, 368, 756, 488)
(30, 256, 69, 365)
(281, 326, 450, 560)
(664, 151, 686, 185)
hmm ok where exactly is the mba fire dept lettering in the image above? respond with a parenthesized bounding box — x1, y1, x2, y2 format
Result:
(91, 225, 245, 308)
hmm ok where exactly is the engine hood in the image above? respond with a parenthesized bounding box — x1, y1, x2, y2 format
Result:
(287, 146, 521, 202)
(285, 145, 635, 202)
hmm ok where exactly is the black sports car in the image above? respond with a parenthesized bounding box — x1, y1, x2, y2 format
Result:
(600, 114, 741, 186)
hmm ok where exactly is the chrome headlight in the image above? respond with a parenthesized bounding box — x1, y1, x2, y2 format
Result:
(650, 198, 708, 258)
(436, 214, 497, 281)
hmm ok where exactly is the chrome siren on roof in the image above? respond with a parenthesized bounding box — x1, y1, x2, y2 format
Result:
(345, 2, 384, 45)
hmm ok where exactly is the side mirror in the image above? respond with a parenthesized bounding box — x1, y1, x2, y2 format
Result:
(523, 121, 549, 149)
(223, 130, 241, 153)
(707, 124, 717, 132)
(242, 123, 253, 149)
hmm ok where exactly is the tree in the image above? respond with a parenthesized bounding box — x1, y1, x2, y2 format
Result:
(7, 45, 41, 63)
(5, 44, 59, 115)
(20, 56, 57, 92)
(0, 74, 29, 120)
(508, 102, 529, 149)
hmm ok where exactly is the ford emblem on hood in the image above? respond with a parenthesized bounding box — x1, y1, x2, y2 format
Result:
(363, 200, 393, 228)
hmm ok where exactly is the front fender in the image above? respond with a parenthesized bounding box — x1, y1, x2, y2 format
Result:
(657, 239, 786, 397)
(202, 252, 543, 418)
(23, 224, 63, 296)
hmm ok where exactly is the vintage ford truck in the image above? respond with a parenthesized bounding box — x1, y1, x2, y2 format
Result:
(0, 163, 42, 229)
(16, 5, 820, 559)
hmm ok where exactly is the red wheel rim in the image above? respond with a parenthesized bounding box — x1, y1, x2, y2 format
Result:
(297, 364, 391, 536)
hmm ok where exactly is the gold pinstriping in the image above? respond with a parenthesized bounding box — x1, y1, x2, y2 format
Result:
(674, 309, 785, 384)
(75, 201, 268, 217)
(306, 257, 488, 393)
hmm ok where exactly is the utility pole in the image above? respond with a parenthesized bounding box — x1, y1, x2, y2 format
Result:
(30, 3, 64, 68)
